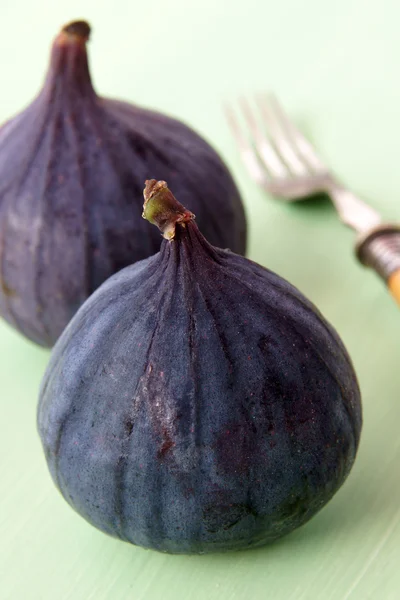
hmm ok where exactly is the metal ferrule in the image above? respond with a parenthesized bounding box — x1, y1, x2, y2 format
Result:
(355, 224, 400, 281)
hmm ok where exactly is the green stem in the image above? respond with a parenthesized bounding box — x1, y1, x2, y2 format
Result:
(142, 180, 195, 240)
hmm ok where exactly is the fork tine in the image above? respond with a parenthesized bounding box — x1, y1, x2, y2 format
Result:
(263, 94, 327, 172)
(239, 97, 288, 179)
(256, 94, 310, 177)
(224, 104, 269, 186)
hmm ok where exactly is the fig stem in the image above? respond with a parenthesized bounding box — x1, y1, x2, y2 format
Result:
(62, 20, 91, 40)
(142, 180, 194, 240)
(55, 20, 91, 47)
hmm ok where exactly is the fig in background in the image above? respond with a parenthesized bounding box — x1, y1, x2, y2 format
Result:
(0, 20, 246, 346)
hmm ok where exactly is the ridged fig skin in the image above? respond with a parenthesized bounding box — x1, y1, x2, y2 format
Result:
(0, 22, 246, 347)
(38, 218, 362, 554)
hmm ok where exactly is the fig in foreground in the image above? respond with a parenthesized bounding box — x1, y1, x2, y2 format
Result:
(38, 180, 361, 554)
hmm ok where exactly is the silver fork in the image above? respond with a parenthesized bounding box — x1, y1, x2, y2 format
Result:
(226, 94, 400, 305)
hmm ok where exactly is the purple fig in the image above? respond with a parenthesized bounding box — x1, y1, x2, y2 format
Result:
(0, 20, 246, 347)
(37, 180, 362, 554)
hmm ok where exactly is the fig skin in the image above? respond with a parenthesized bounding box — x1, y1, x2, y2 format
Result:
(37, 181, 361, 554)
(0, 21, 246, 347)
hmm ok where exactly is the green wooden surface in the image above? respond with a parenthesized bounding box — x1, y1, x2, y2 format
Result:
(1, 1, 399, 598)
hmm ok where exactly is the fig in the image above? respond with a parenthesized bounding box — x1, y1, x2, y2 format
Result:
(37, 180, 362, 554)
(0, 20, 246, 347)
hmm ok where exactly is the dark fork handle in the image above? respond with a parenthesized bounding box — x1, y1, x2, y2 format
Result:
(356, 225, 400, 305)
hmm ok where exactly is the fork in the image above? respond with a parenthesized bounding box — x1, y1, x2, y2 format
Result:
(225, 94, 400, 305)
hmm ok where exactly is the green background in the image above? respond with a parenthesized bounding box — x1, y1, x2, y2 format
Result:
(1, 0, 399, 598)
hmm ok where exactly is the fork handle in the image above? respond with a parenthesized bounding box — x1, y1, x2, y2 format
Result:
(355, 224, 400, 305)
(388, 270, 400, 305)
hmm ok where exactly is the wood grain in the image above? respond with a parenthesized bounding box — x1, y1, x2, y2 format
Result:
(1, 0, 400, 598)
